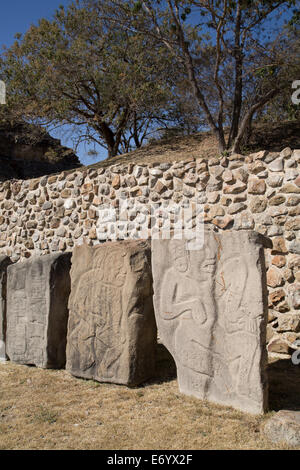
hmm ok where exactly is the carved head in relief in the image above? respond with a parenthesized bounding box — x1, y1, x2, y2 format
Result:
(172, 234, 217, 283)
(91, 247, 127, 288)
(173, 243, 189, 273)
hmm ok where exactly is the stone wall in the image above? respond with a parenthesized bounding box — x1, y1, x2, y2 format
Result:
(0, 147, 299, 359)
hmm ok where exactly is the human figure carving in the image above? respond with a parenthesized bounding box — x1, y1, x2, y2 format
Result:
(70, 248, 127, 379)
(152, 232, 268, 414)
(160, 237, 218, 392)
(214, 254, 264, 403)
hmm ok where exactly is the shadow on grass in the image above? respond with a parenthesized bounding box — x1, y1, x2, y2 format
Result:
(146, 347, 300, 414)
(268, 359, 300, 412)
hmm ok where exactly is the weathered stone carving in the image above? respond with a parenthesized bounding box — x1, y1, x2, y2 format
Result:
(6, 253, 71, 368)
(0, 256, 11, 362)
(152, 231, 270, 414)
(0, 149, 299, 359)
(66, 240, 157, 386)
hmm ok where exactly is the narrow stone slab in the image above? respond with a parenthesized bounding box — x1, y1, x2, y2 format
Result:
(66, 241, 156, 386)
(0, 256, 12, 362)
(152, 231, 269, 414)
(263, 410, 300, 446)
(6, 253, 71, 368)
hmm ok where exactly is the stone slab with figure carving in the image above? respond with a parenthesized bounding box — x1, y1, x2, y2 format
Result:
(152, 231, 271, 414)
(66, 240, 157, 386)
(6, 253, 71, 368)
(0, 256, 11, 362)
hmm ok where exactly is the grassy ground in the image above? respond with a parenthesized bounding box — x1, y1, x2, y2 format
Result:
(79, 119, 300, 171)
(0, 347, 299, 450)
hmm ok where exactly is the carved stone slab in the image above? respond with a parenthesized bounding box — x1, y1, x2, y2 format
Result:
(0, 256, 12, 362)
(66, 241, 157, 386)
(152, 231, 269, 414)
(6, 253, 71, 368)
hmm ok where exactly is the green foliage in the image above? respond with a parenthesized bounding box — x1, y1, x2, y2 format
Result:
(1, 0, 173, 157)
(1, 0, 299, 157)
(112, 0, 300, 151)
(133, 1, 143, 13)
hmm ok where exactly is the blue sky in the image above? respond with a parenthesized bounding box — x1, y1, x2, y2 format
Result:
(1, 0, 70, 49)
(0, 0, 105, 165)
(0, 1, 295, 165)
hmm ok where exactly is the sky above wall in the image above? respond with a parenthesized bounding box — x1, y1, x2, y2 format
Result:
(0, 0, 106, 166)
(0, 1, 295, 166)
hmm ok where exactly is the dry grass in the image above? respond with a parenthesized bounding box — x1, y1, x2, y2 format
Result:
(85, 132, 220, 171)
(78, 119, 300, 172)
(0, 348, 299, 450)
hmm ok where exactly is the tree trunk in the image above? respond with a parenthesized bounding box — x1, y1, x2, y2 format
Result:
(217, 133, 226, 153)
(228, 1, 243, 149)
(95, 119, 118, 158)
(178, 30, 226, 152)
(232, 87, 280, 153)
(107, 145, 118, 158)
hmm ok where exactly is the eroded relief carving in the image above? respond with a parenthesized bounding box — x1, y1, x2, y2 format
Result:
(160, 236, 218, 397)
(66, 241, 157, 386)
(152, 231, 269, 414)
(6, 253, 71, 368)
(69, 249, 127, 379)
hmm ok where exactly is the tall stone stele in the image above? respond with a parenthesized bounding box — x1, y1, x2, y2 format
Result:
(66, 240, 157, 386)
(6, 253, 71, 368)
(0, 256, 12, 362)
(152, 231, 271, 415)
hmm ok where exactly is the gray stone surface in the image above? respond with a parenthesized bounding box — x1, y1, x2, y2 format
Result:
(66, 240, 157, 386)
(0, 256, 11, 362)
(152, 231, 269, 414)
(6, 253, 71, 368)
(0, 150, 300, 361)
(263, 410, 300, 446)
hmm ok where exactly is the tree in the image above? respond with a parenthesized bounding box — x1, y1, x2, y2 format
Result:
(0, 1, 172, 157)
(255, 8, 300, 125)
(90, 0, 300, 153)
